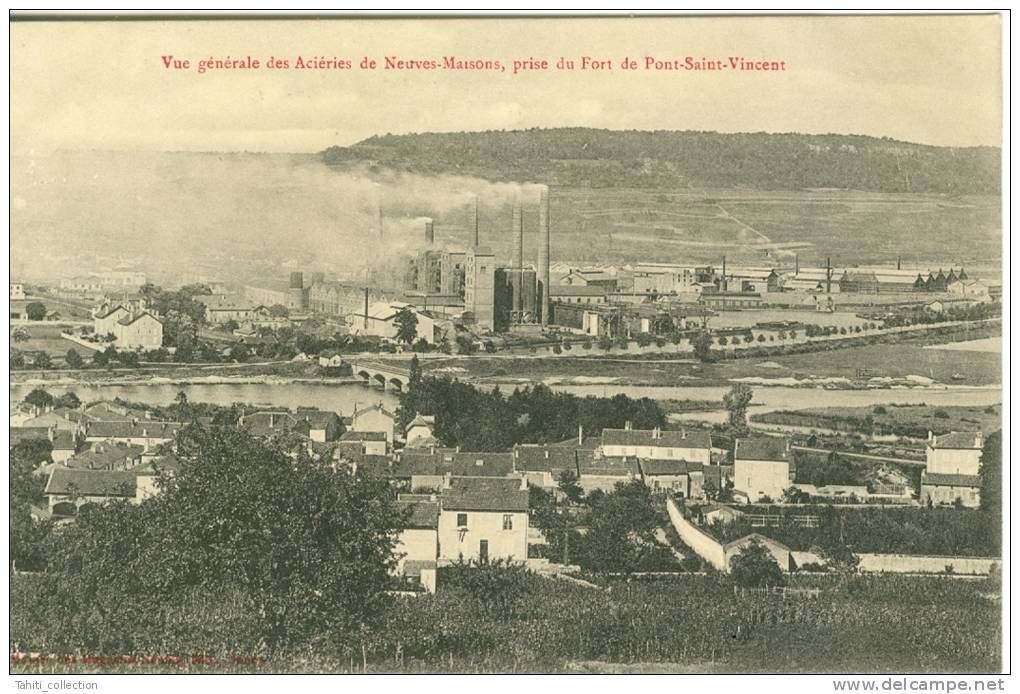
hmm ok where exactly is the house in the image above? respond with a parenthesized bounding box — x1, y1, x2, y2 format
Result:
(350, 403, 397, 445)
(93, 304, 130, 336)
(397, 448, 458, 490)
(639, 459, 704, 498)
(404, 414, 435, 447)
(924, 300, 945, 314)
(947, 278, 991, 302)
(450, 452, 516, 478)
(84, 401, 148, 422)
(239, 411, 299, 438)
(19, 407, 90, 433)
(926, 431, 983, 476)
(84, 420, 181, 451)
(437, 477, 529, 564)
(10, 282, 26, 300)
(733, 437, 793, 503)
(65, 441, 144, 471)
(600, 426, 712, 464)
(512, 444, 582, 490)
(359, 301, 441, 344)
(113, 311, 164, 350)
(701, 503, 745, 525)
(318, 350, 346, 368)
(920, 472, 981, 508)
(134, 455, 182, 502)
(576, 456, 641, 493)
(49, 429, 80, 463)
(339, 430, 388, 456)
(295, 409, 343, 443)
(393, 497, 440, 593)
(44, 467, 138, 515)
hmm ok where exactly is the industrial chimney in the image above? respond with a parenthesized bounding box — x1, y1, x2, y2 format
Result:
(538, 186, 551, 325)
(512, 197, 523, 312)
(472, 196, 480, 247)
(376, 203, 384, 238)
(424, 218, 434, 245)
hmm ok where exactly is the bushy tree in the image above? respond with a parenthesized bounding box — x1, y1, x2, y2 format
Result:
(65, 349, 85, 369)
(691, 331, 715, 362)
(394, 307, 419, 345)
(23, 388, 55, 409)
(728, 539, 784, 587)
(34, 352, 53, 369)
(580, 481, 677, 574)
(25, 302, 47, 321)
(723, 384, 753, 434)
(557, 468, 584, 505)
(41, 426, 402, 654)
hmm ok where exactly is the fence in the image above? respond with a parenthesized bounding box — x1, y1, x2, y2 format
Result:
(733, 585, 821, 600)
(747, 513, 820, 528)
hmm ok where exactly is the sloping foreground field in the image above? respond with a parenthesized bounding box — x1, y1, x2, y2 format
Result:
(11, 573, 1000, 674)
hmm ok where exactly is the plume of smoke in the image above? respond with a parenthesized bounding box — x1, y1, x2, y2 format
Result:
(10, 150, 544, 283)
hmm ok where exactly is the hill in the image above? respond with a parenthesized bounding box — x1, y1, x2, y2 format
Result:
(322, 128, 1000, 195)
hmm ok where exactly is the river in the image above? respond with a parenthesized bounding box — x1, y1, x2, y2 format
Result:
(10, 380, 1000, 424)
(9, 382, 400, 414)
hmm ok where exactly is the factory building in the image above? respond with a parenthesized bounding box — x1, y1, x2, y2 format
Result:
(463, 246, 496, 331)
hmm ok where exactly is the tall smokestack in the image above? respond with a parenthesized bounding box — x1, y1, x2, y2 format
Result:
(376, 203, 384, 238)
(425, 219, 434, 245)
(512, 197, 523, 313)
(363, 287, 369, 329)
(826, 256, 832, 294)
(472, 196, 480, 247)
(538, 186, 550, 325)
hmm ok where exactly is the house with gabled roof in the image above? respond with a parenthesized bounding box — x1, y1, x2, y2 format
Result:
(639, 458, 704, 498)
(84, 419, 181, 451)
(576, 455, 640, 493)
(733, 436, 793, 503)
(926, 431, 983, 476)
(45, 467, 138, 516)
(404, 414, 435, 447)
(600, 425, 711, 464)
(351, 403, 397, 445)
(438, 476, 529, 564)
(512, 444, 582, 490)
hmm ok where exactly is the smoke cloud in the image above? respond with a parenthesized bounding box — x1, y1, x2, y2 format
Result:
(10, 150, 545, 284)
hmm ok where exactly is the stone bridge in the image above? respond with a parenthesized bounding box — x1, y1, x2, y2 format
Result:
(349, 360, 411, 391)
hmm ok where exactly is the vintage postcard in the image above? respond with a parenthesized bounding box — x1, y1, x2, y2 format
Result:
(8, 12, 1005, 683)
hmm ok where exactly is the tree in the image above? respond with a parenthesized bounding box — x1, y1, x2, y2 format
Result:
(817, 540, 860, 576)
(43, 425, 402, 654)
(729, 539, 785, 587)
(11, 327, 30, 342)
(23, 388, 54, 409)
(268, 304, 290, 317)
(723, 384, 754, 434)
(224, 319, 239, 332)
(393, 307, 419, 345)
(597, 334, 613, 351)
(580, 481, 676, 574)
(34, 352, 52, 369)
(65, 349, 85, 369)
(557, 469, 584, 505)
(691, 331, 715, 362)
(10, 351, 25, 369)
(55, 391, 81, 410)
(25, 302, 47, 321)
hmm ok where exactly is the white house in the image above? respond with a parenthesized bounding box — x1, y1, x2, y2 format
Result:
(394, 496, 440, 593)
(93, 305, 130, 336)
(10, 283, 26, 301)
(733, 437, 793, 503)
(339, 430, 388, 456)
(84, 420, 181, 452)
(350, 403, 397, 445)
(113, 312, 163, 350)
(600, 426, 712, 464)
(947, 279, 991, 302)
(438, 477, 529, 564)
(920, 472, 981, 508)
(926, 431, 983, 476)
(404, 414, 436, 447)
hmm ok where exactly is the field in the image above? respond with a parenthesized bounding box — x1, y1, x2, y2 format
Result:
(10, 572, 1000, 673)
(12, 324, 95, 359)
(408, 330, 1002, 389)
(756, 404, 1002, 441)
(521, 187, 1001, 272)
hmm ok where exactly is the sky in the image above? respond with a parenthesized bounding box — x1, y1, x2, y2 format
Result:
(10, 14, 1002, 154)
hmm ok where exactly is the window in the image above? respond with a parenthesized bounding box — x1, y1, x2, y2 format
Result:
(457, 513, 468, 528)
(502, 514, 513, 530)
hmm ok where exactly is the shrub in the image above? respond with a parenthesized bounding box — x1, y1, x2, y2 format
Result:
(439, 560, 534, 620)
(729, 539, 785, 587)
(933, 410, 950, 419)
